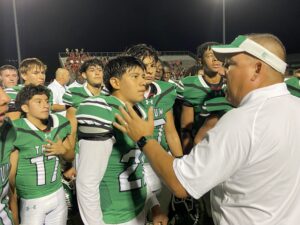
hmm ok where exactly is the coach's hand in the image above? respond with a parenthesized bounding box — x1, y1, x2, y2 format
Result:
(113, 102, 154, 142)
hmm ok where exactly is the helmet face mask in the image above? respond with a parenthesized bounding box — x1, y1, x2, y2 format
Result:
(169, 195, 204, 225)
(62, 177, 77, 212)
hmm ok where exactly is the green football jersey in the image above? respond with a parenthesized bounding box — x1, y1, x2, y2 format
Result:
(13, 114, 71, 199)
(5, 85, 53, 113)
(0, 119, 16, 225)
(76, 95, 147, 224)
(202, 97, 233, 115)
(177, 75, 231, 133)
(139, 81, 177, 152)
(63, 84, 102, 155)
(63, 84, 103, 109)
(285, 77, 300, 97)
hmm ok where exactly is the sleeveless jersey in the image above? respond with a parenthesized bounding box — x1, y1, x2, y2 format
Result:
(0, 119, 16, 225)
(76, 95, 147, 224)
(285, 77, 300, 97)
(13, 114, 71, 199)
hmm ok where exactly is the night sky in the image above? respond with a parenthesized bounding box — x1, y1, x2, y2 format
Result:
(1, 0, 300, 79)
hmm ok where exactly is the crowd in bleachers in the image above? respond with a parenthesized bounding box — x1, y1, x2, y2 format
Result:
(63, 49, 195, 82)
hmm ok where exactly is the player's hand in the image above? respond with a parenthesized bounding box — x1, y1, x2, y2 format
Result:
(151, 205, 168, 225)
(44, 138, 66, 156)
(63, 167, 76, 180)
(113, 102, 154, 142)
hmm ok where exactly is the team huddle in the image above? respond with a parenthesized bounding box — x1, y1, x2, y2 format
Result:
(0, 33, 300, 225)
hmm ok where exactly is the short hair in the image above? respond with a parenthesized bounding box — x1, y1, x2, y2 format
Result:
(184, 64, 202, 77)
(103, 56, 146, 93)
(125, 44, 159, 63)
(196, 42, 220, 60)
(79, 58, 104, 74)
(162, 61, 170, 69)
(15, 85, 50, 113)
(294, 68, 300, 75)
(0, 65, 18, 75)
(19, 58, 47, 75)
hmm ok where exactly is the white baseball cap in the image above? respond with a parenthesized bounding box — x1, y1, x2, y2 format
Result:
(212, 35, 287, 74)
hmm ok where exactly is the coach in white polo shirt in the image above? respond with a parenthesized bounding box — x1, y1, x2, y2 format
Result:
(114, 33, 300, 225)
(48, 68, 70, 116)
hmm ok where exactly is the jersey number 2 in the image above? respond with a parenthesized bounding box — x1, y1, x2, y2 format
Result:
(119, 149, 143, 192)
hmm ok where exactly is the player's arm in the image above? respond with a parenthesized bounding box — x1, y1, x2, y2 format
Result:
(6, 111, 21, 121)
(51, 104, 66, 112)
(194, 114, 219, 145)
(76, 138, 114, 225)
(148, 193, 168, 225)
(152, 205, 168, 225)
(66, 107, 77, 150)
(9, 150, 19, 225)
(180, 105, 194, 154)
(62, 134, 75, 161)
(164, 110, 183, 157)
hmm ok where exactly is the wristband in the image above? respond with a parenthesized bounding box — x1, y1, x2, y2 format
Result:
(136, 136, 153, 149)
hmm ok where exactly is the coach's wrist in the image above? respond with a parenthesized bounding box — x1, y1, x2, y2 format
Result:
(136, 136, 154, 149)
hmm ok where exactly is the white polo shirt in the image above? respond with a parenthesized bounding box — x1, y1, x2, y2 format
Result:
(48, 79, 67, 116)
(174, 83, 300, 225)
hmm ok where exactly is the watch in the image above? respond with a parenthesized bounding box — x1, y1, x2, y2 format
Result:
(136, 136, 153, 149)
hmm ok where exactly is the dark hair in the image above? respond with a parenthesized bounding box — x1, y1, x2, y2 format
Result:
(79, 58, 104, 74)
(184, 64, 202, 77)
(104, 56, 146, 93)
(295, 68, 300, 74)
(161, 61, 170, 69)
(15, 85, 50, 112)
(0, 65, 18, 74)
(125, 44, 159, 63)
(196, 42, 220, 61)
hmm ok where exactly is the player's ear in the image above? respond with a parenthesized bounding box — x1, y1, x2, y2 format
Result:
(110, 77, 120, 90)
(21, 104, 29, 113)
(81, 72, 87, 80)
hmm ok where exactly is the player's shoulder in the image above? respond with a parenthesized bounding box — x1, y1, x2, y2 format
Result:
(50, 113, 69, 126)
(181, 75, 200, 85)
(285, 76, 299, 85)
(67, 86, 86, 95)
(1, 118, 15, 133)
(154, 80, 175, 89)
(5, 84, 23, 93)
(153, 81, 176, 96)
(12, 117, 26, 128)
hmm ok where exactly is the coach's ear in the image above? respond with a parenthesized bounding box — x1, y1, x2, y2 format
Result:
(21, 104, 29, 113)
(109, 77, 120, 90)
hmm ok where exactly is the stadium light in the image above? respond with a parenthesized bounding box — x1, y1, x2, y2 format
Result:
(12, 0, 22, 68)
(222, 0, 226, 44)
